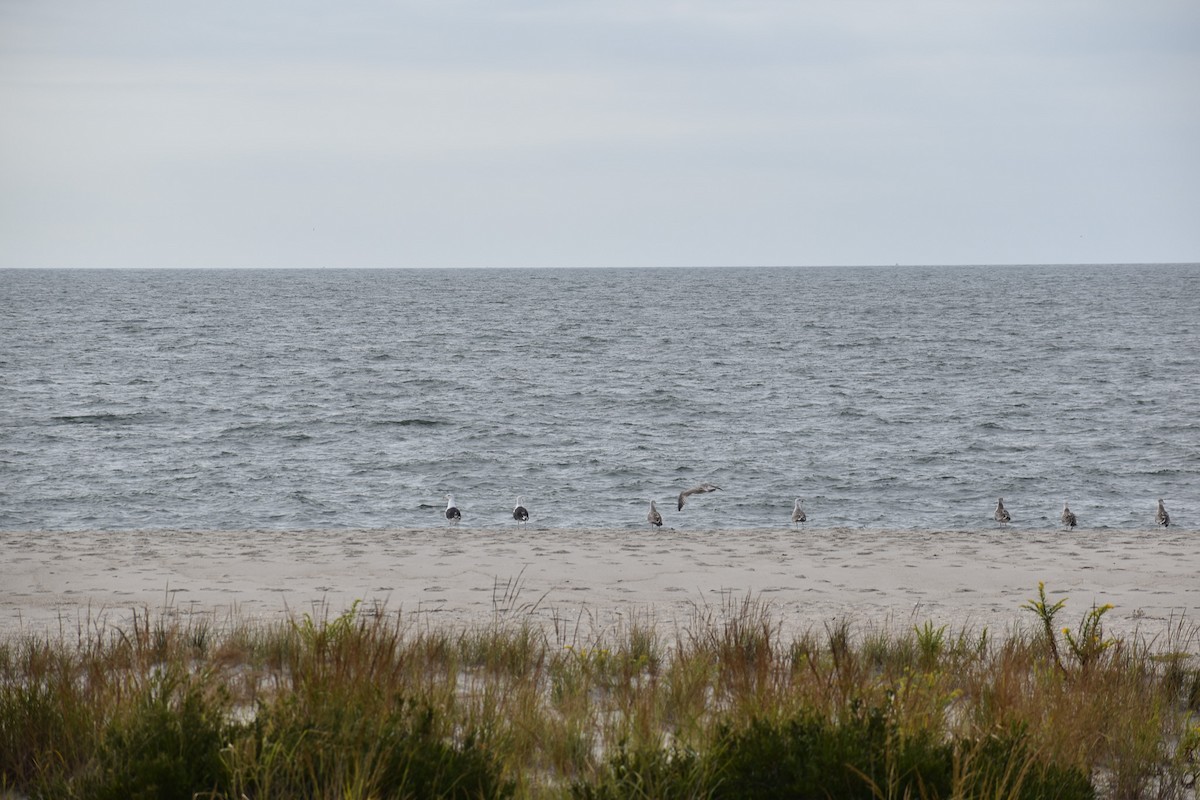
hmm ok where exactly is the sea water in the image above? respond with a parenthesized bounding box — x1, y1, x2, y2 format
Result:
(1, 264, 1196, 531)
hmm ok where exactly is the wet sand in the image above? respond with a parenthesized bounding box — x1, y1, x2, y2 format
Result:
(3, 527, 1198, 647)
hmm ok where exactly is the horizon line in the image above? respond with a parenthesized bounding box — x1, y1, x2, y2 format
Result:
(3, 261, 1197, 271)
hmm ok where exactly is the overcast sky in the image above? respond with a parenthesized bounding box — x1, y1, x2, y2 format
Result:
(2, 1, 1197, 268)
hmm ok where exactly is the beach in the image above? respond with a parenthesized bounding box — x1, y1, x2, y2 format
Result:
(3, 526, 1197, 646)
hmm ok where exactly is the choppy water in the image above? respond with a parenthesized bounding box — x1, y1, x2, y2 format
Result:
(1, 264, 1196, 531)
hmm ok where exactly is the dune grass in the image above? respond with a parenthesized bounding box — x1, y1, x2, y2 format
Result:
(1, 586, 1198, 799)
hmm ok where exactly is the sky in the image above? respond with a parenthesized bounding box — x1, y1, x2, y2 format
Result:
(1, 1, 1198, 269)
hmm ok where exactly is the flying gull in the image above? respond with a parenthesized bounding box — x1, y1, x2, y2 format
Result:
(1156, 498, 1170, 528)
(677, 483, 721, 511)
(791, 498, 807, 526)
(1061, 501, 1077, 530)
(994, 497, 1011, 525)
(647, 500, 663, 528)
(444, 494, 461, 526)
(513, 496, 529, 526)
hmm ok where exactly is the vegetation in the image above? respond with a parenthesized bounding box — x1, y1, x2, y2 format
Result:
(1, 587, 1198, 799)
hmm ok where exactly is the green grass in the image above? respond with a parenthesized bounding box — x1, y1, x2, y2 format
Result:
(1, 587, 1198, 799)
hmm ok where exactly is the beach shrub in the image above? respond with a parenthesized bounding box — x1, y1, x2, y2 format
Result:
(571, 741, 707, 800)
(1021, 583, 1118, 677)
(915, 621, 948, 669)
(0, 674, 96, 791)
(707, 706, 954, 800)
(1061, 603, 1117, 674)
(88, 668, 232, 800)
(577, 707, 1095, 800)
(960, 724, 1095, 800)
(1023, 582, 1069, 675)
(230, 690, 513, 800)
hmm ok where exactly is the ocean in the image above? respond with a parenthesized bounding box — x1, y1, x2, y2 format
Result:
(1, 264, 1196, 531)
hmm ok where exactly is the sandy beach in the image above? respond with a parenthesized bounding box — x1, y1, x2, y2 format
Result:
(3, 526, 1197, 648)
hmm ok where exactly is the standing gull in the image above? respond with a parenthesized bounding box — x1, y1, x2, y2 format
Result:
(1061, 501, 1077, 530)
(1156, 498, 1170, 528)
(444, 494, 461, 526)
(791, 498, 807, 526)
(513, 496, 529, 526)
(994, 497, 1011, 525)
(647, 501, 663, 528)
(677, 483, 721, 511)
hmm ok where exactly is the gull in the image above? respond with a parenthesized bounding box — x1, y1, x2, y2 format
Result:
(444, 494, 461, 526)
(1061, 501, 1077, 530)
(994, 497, 1011, 525)
(513, 496, 529, 526)
(677, 483, 721, 511)
(1156, 498, 1170, 528)
(647, 500, 663, 528)
(791, 498, 807, 526)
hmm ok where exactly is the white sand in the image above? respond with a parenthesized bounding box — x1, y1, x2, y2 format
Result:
(2, 527, 1198, 648)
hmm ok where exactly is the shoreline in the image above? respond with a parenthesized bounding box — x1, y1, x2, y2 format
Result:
(3, 527, 1198, 647)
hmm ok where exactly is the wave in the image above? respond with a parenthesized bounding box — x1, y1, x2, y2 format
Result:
(371, 418, 444, 428)
(51, 412, 150, 425)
